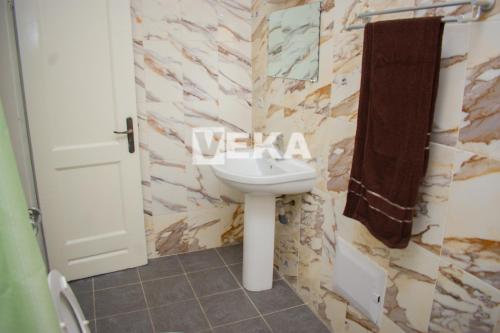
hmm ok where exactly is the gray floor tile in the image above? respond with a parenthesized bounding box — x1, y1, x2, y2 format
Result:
(188, 267, 239, 297)
(75, 292, 94, 320)
(150, 300, 210, 333)
(213, 317, 271, 333)
(264, 305, 330, 333)
(217, 244, 243, 265)
(69, 277, 93, 294)
(95, 284, 146, 318)
(228, 263, 281, 286)
(179, 249, 225, 272)
(199, 290, 258, 326)
(96, 310, 153, 333)
(247, 280, 303, 314)
(142, 275, 194, 307)
(138, 255, 183, 281)
(94, 268, 139, 290)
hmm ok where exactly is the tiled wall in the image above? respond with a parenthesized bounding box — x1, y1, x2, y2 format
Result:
(252, 0, 500, 332)
(130, 0, 252, 258)
(129, 0, 499, 331)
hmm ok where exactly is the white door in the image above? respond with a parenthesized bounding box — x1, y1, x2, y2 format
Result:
(0, 0, 47, 266)
(15, 0, 147, 280)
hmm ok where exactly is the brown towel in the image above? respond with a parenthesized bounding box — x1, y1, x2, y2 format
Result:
(344, 17, 445, 249)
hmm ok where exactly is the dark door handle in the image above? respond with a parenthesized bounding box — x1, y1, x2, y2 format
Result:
(113, 129, 133, 134)
(113, 117, 135, 153)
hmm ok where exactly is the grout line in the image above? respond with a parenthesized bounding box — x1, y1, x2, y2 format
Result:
(94, 298, 200, 322)
(140, 272, 187, 284)
(91, 263, 237, 292)
(214, 247, 238, 270)
(137, 267, 156, 333)
(143, 285, 244, 312)
(185, 264, 235, 276)
(210, 315, 262, 330)
(93, 308, 151, 321)
(92, 282, 242, 321)
(196, 286, 243, 299)
(93, 281, 142, 292)
(227, 261, 244, 266)
(262, 303, 306, 316)
(90, 245, 311, 333)
(92, 269, 191, 292)
(175, 245, 239, 259)
(147, 252, 178, 260)
(214, 248, 275, 333)
(176, 255, 214, 331)
(146, 297, 197, 311)
(207, 303, 308, 329)
(92, 277, 97, 333)
(182, 264, 228, 275)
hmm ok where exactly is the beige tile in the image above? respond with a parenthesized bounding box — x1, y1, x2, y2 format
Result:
(385, 242, 440, 332)
(130, 0, 143, 42)
(317, 288, 348, 333)
(144, 214, 156, 258)
(458, 21, 500, 160)
(298, 189, 333, 305)
(274, 195, 301, 286)
(368, 0, 415, 21)
(151, 203, 242, 257)
(219, 203, 244, 245)
(185, 164, 223, 210)
(219, 96, 252, 133)
(333, 191, 390, 270)
(443, 149, 500, 289)
(137, 103, 152, 214)
(147, 102, 187, 165)
(310, 116, 357, 191)
(133, 41, 146, 103)
(142, 0, 182, 40)
(179, 0, 218, 42)
(182, 39, 218, 102)
(431, 24, 469, 147)
(429, 262, 500, 333)
(143, 40, 183, 102)
(218, 40, 252, 104)
(412, 143, 455, 255)
(151, 213, 190, 256)
(216, 0, 251, 42)
(344, 305, 379, 333)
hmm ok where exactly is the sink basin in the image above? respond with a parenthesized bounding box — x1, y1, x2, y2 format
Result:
(211, 151, 315, 291)
(211, 154, 316, 195)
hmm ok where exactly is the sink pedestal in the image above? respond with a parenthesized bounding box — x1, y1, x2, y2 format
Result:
(242, 194, 275, 291)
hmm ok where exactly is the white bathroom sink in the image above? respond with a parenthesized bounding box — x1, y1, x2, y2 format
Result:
(211, 153, 316, 195)
(211, 151, 315, 292)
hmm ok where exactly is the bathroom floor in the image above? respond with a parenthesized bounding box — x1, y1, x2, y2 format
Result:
(69, 244, 330, 333)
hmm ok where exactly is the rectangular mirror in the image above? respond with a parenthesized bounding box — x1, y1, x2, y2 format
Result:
(267, 2, 321, 81)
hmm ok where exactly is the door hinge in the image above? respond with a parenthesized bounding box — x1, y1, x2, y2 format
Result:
(28, 207, 42, 235)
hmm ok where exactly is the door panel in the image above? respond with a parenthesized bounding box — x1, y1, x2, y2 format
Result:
(0, 0, 47, 266)
(15, 0, 147, 280)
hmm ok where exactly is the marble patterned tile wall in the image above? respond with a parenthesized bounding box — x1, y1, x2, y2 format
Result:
(251, 1, 500, 332)
(131, 0, 251, 258)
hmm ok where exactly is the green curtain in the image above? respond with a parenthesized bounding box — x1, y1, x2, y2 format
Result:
(0, 100, 60, 332)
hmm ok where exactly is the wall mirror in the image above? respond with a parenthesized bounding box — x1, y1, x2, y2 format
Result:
(267, 2, 321, 81)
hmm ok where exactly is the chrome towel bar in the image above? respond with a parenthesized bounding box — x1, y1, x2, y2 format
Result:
(346, 0, 496, 30)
